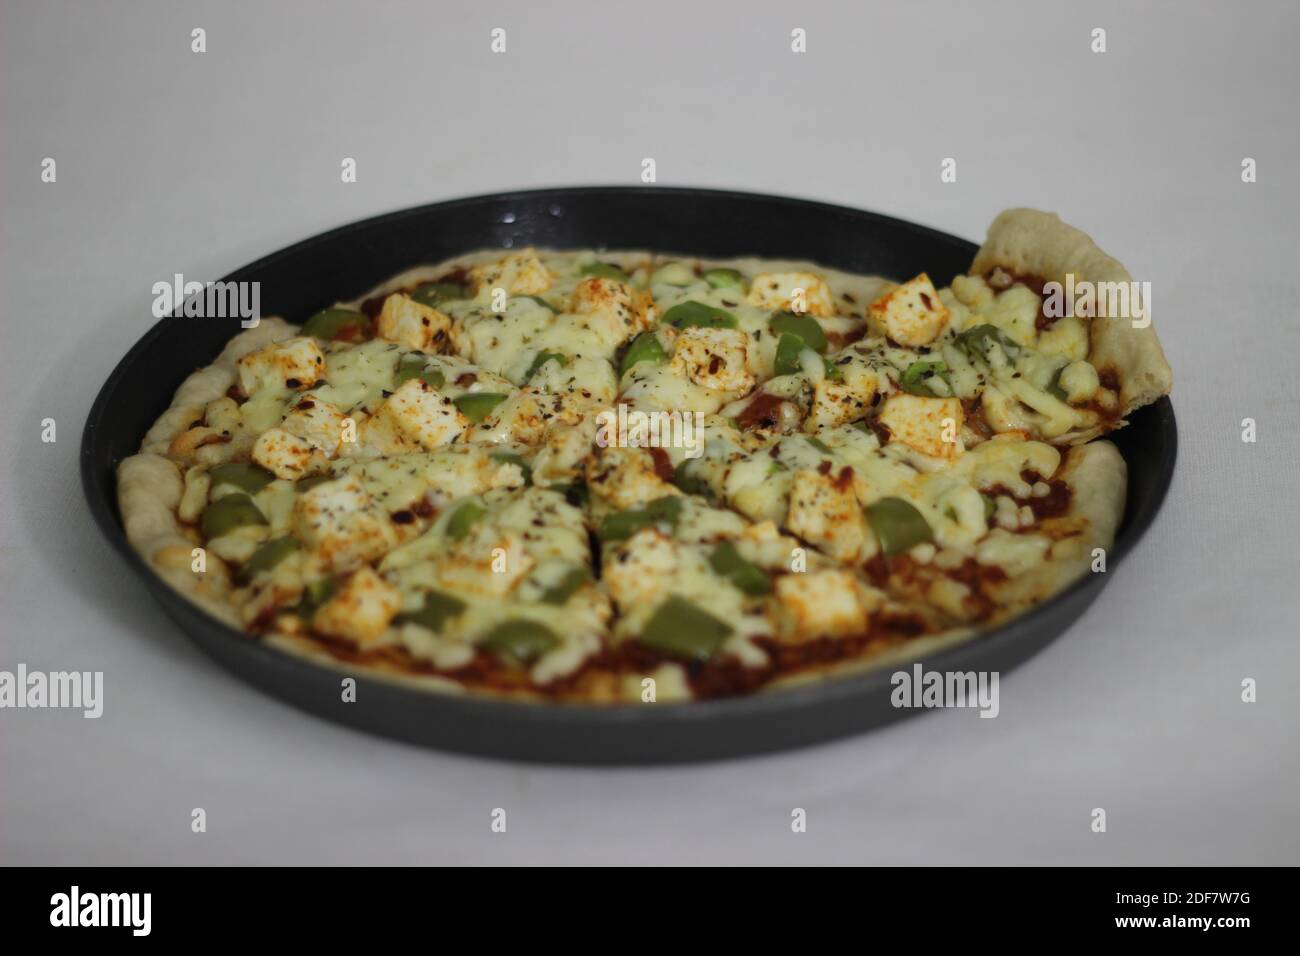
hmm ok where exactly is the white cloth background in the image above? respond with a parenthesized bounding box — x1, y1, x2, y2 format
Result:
(2, 0, 1297, 864)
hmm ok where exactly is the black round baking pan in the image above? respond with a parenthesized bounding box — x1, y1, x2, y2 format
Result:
(81, 187, 1177, 764)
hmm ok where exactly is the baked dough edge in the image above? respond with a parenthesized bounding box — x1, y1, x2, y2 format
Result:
(970, 208, 1173, 419)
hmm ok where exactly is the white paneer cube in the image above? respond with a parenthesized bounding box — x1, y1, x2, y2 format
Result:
(530, 354, 618, 406)
(603, 529, 680, 609)
(773, 569, 873, 642)
(671, 327, 755, 396)
(785, 469, 867, 562)
(375, 292, 453, 352)
(251, 427, 319, 480)
(311, 566, 401, 647)
(373, 378, 468, 450)
(531, 419, 600, 486)
(570, 276, 648, 347)
(746, 271, 836, 317)
(571, 275, 633, 316)
(281, 396, 348, 457)
(868, 273, 950, 346)
(236, 336, 325, 394)
(806, 372, 878, 431)
(470, 249, 552, 295)
(471, 388, 575, 446)
(877, 394, 964, 461)
(585, 447, 680, 511)
(344, 411, 416, 458)
(292, 474, 396, 571)
(204, 396, 243, 435)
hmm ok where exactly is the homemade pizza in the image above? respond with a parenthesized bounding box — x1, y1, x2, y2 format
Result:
(117, 209, 1172, 702)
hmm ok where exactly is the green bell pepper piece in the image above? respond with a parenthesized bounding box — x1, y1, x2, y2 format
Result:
(597, 495, 683, 542)
(645, 496, 683, 522)
(579, 262, 630, 282)
(865, 497, 933, 556)
(540, 566, 590, 605)
(708, 541, 771, 596)
(703, 267, 745, 290)
(662, 300, 737, 330)
(399, 590, 467, 633)
(899, 360, 953, 398)
(209, 462, 276, 494)
(236, 536, 299, 584)
(525, 351, 567, 380)
(597, 510, 653, 543)
(200, 493, 267, 539)
(480, 619, 560, 662)
(773, 333, 809, 376)
(769, 311, 828, 352)
(301, 307, 370, 341)
(955, 323, 1019, 362)
(410, 281, 467, 308)
(297, 578, 337, 619)
(445, 501, 487, 541)
(1046, 365, 1069, 402)
(619, 332, 668, 377)
(639, 596, 733, 660)
(672, 459, 712, 497)
(453, 392, 508, 423)
(395, 355, 446, 389)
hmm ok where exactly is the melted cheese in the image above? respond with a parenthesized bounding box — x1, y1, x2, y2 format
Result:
(153, 247, 1122, 701)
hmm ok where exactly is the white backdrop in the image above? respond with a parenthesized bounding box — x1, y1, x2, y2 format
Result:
(2, 0, 1297, 865)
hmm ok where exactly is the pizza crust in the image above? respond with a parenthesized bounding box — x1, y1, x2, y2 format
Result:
(984, 439, 1126, 609)
(262, 630, 480, 696)
(970, 208, 1173, 418)
(140, 318, 297, 454)
(764, 440, 1127, 691)
(120, 318, 298, 626)
(118, 452, 242, 627)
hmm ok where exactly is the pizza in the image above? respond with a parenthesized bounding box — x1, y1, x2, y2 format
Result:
(117, 209, 1172, 702)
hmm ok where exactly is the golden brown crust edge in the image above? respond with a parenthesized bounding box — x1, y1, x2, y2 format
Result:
(118, 318, 299, 627)
(984, 439, 1126, 610)
(767, 439, 1127, 692)
(118, 452, 242, 627)
(970, 208, 1173, 418)
(139, 318, 298, 453)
